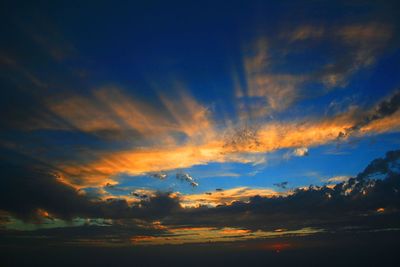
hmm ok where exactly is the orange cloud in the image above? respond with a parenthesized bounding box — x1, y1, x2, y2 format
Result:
(180, 187, 280, 208)
(219, 228, 251, 235)
(44, 86, 214, 143)
(130, 227, 323, 246)
(54, 99, 400, 188)
(239, 38, 306, 118)
(359, 110, 400, 134)
(13, 24, 398, 189)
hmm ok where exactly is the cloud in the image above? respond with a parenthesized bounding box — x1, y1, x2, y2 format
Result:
(1, 4, 399, 256)
(273, 182, 289, 189)
(0, 147, 182, 221)
(180, 187, 280, 207)
(42, 87, 215, 141)
(148, 172, 168, 180)
(318, 23, 393, 87)
(223, 124, 261, 153)
(285, 25, 324, 42)
(325, 176, 351, 184)
(337, 90, 400, 140)
(1, 19, 398, 191)
(357, 149, 400, 180)
(337, 23, 392, 69)
(130, 226, 320, 246)
(1, 22, 399, 190)
(239, 38, 307, 118)
(284, 147, 309, 159)
(236, 21, 395, 121)
(176, 172, 198, 187)
(130, 189, 157, 200)
(293, 147, 309, 157)
(40, 89, 400, 188)
(163, 150, 400, 232)
(1, 148, 400, 249)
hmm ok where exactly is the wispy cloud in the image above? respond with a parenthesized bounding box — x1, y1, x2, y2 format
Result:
(130, 226, 321, 246)
(46, 89, 400, 188)
(285, 25, 325, 42)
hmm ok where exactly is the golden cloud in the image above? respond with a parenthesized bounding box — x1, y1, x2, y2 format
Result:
(53, 97, 400, 188)
(179, 187, 280, 208)
(130, 226, 323, 246)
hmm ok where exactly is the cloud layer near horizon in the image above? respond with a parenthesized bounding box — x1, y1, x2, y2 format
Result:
(1, 149, 399, 247)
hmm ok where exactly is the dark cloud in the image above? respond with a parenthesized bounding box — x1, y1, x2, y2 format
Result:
(131, 192, 149, 199)
(0, 148, 180, 221)
(164, 150, 400, 231)
(1, 146, 400, 234)
(273, 181, 289, 189)
(104, 183, 116, 189)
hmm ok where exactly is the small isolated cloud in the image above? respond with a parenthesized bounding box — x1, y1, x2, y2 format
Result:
(148, 172, 168, 180)
(293, 147, 309, 157)
(284, 147, 309, 159)
(273, 181, 289, 189)
(176, 172, 199, 187)
(325, 175, 351, 184)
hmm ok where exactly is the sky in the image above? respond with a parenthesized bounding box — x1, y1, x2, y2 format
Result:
(1, 1, 400, 266)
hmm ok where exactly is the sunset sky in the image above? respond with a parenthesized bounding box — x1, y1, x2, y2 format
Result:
(1, 1, 400, 266)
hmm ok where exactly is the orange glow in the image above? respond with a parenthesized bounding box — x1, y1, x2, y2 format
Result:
(377, 207, 385, 213)
(151, 221, 167, 230)
(20, 86, 400, 189)
(57, 107, 400, 188)
(131, 236, 156, 243)
(219, 229, 251, 235)
(36, 208, 52, 220)
(170, 227, 216, 232)
(359, 110, 400, 134)
(37, 209, 49, 218)
(180, 187, 280, 207)
(130, 227, 322, 246)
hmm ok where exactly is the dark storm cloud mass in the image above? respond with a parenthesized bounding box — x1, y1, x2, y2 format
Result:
(1, 148, 400, 235)
(0, 148, 180, 221)
(161, 150, 400, 231)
